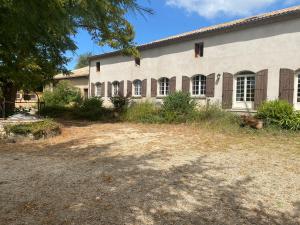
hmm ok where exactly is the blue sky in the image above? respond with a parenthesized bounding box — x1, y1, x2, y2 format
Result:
(66, 0, 300, 69)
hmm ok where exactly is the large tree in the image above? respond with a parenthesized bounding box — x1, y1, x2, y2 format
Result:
(75, 52, 93, 69)
(0, 0, 151, 115)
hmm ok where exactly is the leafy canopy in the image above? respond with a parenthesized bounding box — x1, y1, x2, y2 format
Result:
(75, 52, 92, 69)
(0, 0, 151, 91)
(42, 81, 82, 106)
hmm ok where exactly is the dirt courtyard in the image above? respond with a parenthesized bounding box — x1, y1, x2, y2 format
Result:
(0, 122, 299, 225)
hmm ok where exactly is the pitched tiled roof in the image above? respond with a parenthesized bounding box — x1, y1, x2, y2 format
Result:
(54, 66, 89, 80)
(90, 5, 300, 60)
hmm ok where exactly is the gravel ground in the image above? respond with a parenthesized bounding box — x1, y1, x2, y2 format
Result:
(0, 122, 299, 225)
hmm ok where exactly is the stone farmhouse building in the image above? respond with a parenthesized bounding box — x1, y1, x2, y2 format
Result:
(89, 6, 300, 111)
(50, 66, 89, 99)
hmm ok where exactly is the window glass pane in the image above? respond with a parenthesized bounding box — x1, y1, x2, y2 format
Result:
(159, 78, 169, 95)
(192, 75, 206, 96)
(113, 82, 119, 96)
(297, 75, 300, 102)
(96, 84, 101, 96)
(246, 76, 255, 102)
(192, 76, 199, 95)
(134, 80, 141, 96)
(236, 77, 245, 101)
(200, 75, 206, 95)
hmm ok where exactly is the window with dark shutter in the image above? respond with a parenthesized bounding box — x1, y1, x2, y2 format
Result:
(96, 62, 100, 72)
(135, 57, 140, 66)
(195, 42, 204, 57)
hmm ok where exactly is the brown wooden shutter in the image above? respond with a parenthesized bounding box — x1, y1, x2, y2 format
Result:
(101, 82, 105, 97)
(151, 78, 157, 97)
(119, 81, 124, 97)
(142, 79, 147, 97)
(254, 69, 268, 109)
(91, 83, 95, 97)
(279, 68, 294, 104)
(222, 73, 233, 109)
(170, 77, 176, 94)
(107, 82, 112, 97)
(182, 76, 190, 93)
(206, 73, 215, 97)
(127, 80, 132, 97)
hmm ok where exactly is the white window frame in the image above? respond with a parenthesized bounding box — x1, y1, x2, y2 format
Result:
(133, 80, 142, 96)
(112, 81, 119, 97)
(96, 83, 101, 97)
(294, 72, 300, 110)
(233, 73, 256, 109)
(191, 75, 206, 97)
(158, 77, 169, 96)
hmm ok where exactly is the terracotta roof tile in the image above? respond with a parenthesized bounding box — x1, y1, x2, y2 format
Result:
(54, 66, 89, 79)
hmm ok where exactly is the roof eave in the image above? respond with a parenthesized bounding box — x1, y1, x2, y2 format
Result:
(89, 7, 300, 61)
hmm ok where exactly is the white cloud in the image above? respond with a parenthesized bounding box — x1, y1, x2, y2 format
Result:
(165, 0, 300, 19)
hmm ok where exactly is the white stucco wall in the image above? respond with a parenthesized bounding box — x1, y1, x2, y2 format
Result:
(90, 18, 300, 108)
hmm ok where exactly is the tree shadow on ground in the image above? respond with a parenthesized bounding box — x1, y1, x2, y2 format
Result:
(0, 139, 299, 225)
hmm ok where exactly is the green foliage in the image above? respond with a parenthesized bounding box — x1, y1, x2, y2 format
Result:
(0, 0, 152, 98)
(42, 81, 82, 106)
(110, 96, 130, 112)
(4, 119, 61, 139)
(257, 100, 294, 122)
(122, 99, 239, 127)
(75, 52, 92, 69)
(189, 104, 241, 132)
(73, 97, 105, 121)
(122, 101, 163, 123)
(162, 91, 195, 116)
(257, 100, 300, 130)
(40, 105, 73, 118)
(277, 113, 300, 130)
(41, 97, 115, 121)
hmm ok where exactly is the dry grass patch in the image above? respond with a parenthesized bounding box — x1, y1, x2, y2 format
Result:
(0, 122, 299, 225)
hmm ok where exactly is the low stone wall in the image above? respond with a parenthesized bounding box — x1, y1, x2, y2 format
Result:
(0, 119, 61, 141)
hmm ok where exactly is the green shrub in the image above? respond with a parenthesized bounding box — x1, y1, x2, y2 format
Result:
(277, 112, 300, 131)
(162, 91, 195, 117)
(257, 100, 300, 130)
(110, 95, 129, 112)
(4, 119, 61, 139)
(257, 100, 294, 122)
(122, 101, 163, 123)
(73, 97, 104, 121)
(40, 105, 72, 118)
(43, 81, 82, 106)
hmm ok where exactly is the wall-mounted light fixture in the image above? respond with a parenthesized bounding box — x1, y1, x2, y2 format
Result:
(217, 73, 221, 80)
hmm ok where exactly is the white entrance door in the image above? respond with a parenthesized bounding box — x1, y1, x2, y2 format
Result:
(233, 74, 255, 109)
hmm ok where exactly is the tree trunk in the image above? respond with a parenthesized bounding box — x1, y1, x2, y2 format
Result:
(0, 81, 17, 117)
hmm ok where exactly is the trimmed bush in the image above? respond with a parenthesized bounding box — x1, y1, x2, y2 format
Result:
(4, 119, 61, 139)
(43, 81, 82, 106)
